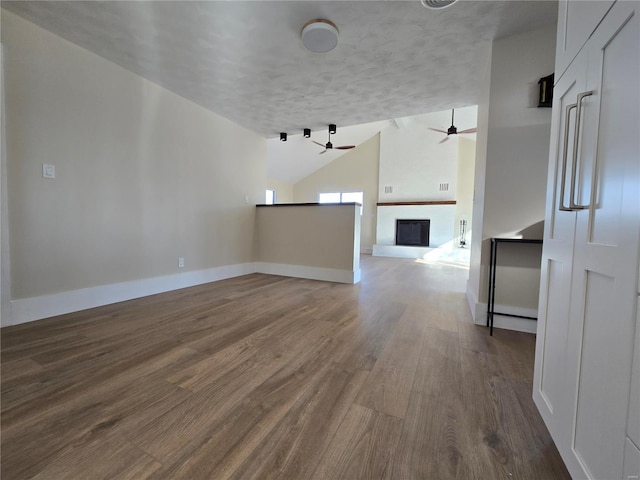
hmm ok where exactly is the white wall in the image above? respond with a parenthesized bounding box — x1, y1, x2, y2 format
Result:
(375, 205, 456, 248)
(375, 107, 477, 255)
(455, 137, 475, 245)
(266, 178, 293, 204)
(293, 134, 380, 253)
(2, 11, 266, 325)
(468, 51, 492, 315)
(467, 24, 556, 329)
(378, 107, 477, 202)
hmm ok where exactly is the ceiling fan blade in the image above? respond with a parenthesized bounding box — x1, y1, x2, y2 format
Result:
(335, 145, 356, 150)
(439, 136, 450, 144)
(318, 149, 327, 155)
(429, 128, 449, 134)
(458, 128, 477, 134)
(312, 140, 326, 147)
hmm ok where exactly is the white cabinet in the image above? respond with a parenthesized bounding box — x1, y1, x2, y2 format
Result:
(628, 303, 640, 453)
(624, 438, 640, 480)
(533, 1, 640, 479)
(555, 0, 615, 80)
(533, 50, 585, 444)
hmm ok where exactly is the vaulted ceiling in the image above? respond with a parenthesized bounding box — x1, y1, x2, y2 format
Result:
(3, 0, 558, 137)
(3, 0, 558, 182)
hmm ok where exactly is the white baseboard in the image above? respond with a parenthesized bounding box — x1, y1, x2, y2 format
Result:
(4, 261, 361, 327)
(466, 282, 478, 322)
(6, 263, 256, 327)
(473, 302, 538, 334)
(372, 244, 436, 259)
(255, 262, 360, 285)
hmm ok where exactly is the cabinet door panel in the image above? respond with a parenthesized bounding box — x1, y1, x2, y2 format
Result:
(533, 53, 585, 441)
(537, 259, 571, 415)
(556, 0, 615, 80)
(624, 438, 640, 480)
(588, 7, 638, 246)
(564, 3, 640, 479)
(572, 270, 623, 479)
(628, 300, 640, 448)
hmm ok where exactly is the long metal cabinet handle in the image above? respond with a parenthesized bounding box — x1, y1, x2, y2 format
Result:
(559, 103, 577, 211)
(569, 90, 594, 210)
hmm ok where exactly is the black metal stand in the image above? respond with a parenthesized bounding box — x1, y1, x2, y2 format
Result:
(487, 238, 543, 336)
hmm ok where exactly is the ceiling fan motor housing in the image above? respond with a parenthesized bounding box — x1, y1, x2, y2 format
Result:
(447, 125, 457, 135)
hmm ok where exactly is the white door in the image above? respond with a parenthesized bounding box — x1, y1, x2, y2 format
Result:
(562, 3, 640, 478)
(555, 0, 615, 79)
(533, 49, 586, 444)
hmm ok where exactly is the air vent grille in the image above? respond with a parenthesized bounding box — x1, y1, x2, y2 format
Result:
(420, 0, 458, 10)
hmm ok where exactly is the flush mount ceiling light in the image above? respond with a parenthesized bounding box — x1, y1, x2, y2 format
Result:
(301, 19, 339, 53)
(420, 0, 459, 9)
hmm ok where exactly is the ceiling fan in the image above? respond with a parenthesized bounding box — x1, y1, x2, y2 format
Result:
(312, 124, 356, 154)
(429, 109, 477, 143)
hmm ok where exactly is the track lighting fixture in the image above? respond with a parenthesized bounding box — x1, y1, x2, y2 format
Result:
(280, 132, 287, 142)
(303, 128, 311, 138)
(329, 124, 337, 134)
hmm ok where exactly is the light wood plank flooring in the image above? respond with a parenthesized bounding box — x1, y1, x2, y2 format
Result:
(1, 255, 570, 479)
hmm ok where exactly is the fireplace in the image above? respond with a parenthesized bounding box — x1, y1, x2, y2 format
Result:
(395, 219, 430, 246)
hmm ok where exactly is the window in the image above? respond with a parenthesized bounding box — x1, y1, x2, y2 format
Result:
(318, 192, 341, 203)
(265, 189, 276, 205)
(318, 191, 363, 214)
(341, 191, 364, 205)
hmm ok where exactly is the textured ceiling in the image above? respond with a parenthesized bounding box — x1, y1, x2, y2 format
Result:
(2, 0, 557, 183)
(2, 0, 558, 138)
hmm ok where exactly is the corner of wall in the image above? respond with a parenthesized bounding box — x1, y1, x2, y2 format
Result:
(1, 43, 12, 328)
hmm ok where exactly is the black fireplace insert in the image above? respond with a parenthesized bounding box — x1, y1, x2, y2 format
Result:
(395, 219, 430, 246)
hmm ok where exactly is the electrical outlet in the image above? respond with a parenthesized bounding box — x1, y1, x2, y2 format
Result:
(42, 163, 56, 179)
(178, 257, 185, 268)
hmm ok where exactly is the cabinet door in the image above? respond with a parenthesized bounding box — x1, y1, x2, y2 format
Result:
(628, 300, 640, 450)
(562, 3, 639, 479)
(533, 51, 585, 443)
(555, 0, 615, 80)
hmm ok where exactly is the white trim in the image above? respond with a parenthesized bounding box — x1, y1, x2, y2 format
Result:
(0, 44, 11, 329)
(255, 262, 360, 285)
(466, 281, 478, 322)
(4, 261, 362, 327)
(473, 302, 538, 334)
(7, 263, 256, 327)
(373, 244, 435, 259)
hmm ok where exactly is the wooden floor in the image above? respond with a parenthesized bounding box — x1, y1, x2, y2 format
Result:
(1, 255, 570, 480)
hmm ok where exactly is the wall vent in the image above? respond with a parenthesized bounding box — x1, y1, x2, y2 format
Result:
(439, 183, 449, 192)
(384, 186, 393, 194)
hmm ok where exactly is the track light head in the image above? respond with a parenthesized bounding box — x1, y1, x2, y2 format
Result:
(280, 132, 287, 142)
(303, 128, 311, 138)
(329, 124, 337, 134)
